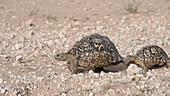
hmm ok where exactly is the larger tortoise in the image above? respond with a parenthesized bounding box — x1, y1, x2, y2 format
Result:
(127, 45, 170, 74)
(54, 33, 127, 74)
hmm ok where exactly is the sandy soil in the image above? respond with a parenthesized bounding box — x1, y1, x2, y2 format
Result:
(0, 0, 170, 96)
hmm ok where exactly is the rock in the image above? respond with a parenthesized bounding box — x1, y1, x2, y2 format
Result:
(16, 55, 23, 63)
(61, 93, 67, 96)
(89, 92, 94, 96)
(37, 76, 44, 82)
(123, 75, 141, 84)
(2, 41, 9, 48)
(0, 78, 3, 84)
(146, 70, 154, 77)
(0, 55, 8, 58)
(164, 71, 170, 77)
(106, 89, 116, 95)
(77, 73, 84, 77)
(45, 40, 55, 47)
(0, 87, 7, 94)
(14, 43, 24, 50)
(88, 70, 94, 75)
(126, 64, 143, 75)
(100, 71, 106, 76)
(166, 89, 170, 96)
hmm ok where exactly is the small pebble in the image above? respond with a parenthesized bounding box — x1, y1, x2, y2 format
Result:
(0, 87, 7, 94)
(14, 43, 24, 50)
(16, 55, 23, 63)
(0, 78, 3, 84)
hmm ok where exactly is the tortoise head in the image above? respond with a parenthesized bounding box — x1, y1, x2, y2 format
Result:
(126, 55, 139, 64)
(54, 53, 74, 61)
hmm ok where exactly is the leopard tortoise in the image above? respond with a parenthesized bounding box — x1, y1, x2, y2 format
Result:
(54, 33, 128, 74)
(127, 45, 170, 74)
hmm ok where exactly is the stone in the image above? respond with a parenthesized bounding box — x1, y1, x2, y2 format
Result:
(126, 64, 143, 75)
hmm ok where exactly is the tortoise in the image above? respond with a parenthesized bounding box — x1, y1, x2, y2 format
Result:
(54, 33, 128, 74)
(127, 45, 170, 74)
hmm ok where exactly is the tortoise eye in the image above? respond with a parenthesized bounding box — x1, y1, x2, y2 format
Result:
(56, 54, 60, 57)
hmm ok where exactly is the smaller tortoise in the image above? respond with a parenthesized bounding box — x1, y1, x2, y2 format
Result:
(127, 45, 170, 74)
(54, 33, 128, 74)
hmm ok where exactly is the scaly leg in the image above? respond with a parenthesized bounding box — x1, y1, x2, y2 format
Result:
(166, 59, 170, 68)
(138, 63, 148, 76)
(142, 67, 149, 77)
(67, 59, 78, 74)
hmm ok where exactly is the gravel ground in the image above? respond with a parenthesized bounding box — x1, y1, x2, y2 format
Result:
(0, 0, 170, 96)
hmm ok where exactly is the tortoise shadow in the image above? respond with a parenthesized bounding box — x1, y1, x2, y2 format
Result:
(77, 64, 128, 73)
(148, 64, 167, 69)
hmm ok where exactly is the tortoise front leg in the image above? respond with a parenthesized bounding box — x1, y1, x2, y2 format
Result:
(142, 67, 149, 76)
(67, 59, 78, 74)
(166, 59, 170, 68)
(165, 64, 169, 68)
(138, 63, 148, 76)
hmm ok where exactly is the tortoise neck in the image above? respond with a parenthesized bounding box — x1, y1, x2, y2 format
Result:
(66, 53, 74, 61)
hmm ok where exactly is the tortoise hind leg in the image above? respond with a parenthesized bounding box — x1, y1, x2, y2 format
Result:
(67, 59, 78, 74)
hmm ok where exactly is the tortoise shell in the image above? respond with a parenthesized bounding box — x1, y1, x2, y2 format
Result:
(128, 45, 169, 73)
(68, 33, 123, 66)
